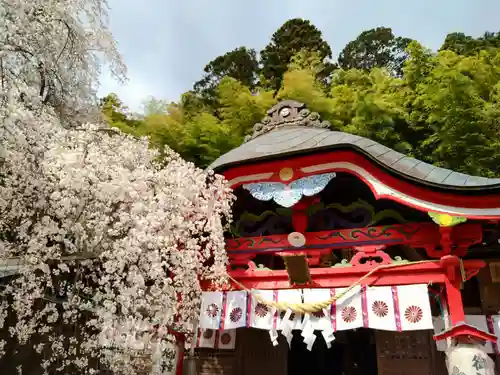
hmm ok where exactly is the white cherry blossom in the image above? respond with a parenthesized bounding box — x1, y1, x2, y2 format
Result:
(1, 120, 234, 374)
(0, 0, 234, 374)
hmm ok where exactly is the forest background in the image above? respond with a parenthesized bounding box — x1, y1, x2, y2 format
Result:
(100, 19, 500, 177)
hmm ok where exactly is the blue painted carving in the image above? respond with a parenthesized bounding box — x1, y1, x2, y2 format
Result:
(242, 173, 336, 208)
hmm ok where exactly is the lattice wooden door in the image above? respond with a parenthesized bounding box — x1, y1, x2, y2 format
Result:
(236, 328, 287, 375)
(195, 350, 236, 375)
(375, 330, 436, 375)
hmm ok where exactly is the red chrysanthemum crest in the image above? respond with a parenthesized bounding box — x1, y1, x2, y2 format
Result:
(230, 307, 243, 323)
(341, 306, 357, 323)
(206, 303, 219, 318)
(372, 301, 389, 318)
(203, 329, 214, 339)
(404, 305, 423, 323)
(220, 332, 232, 345)
(254, 303, 269, 318)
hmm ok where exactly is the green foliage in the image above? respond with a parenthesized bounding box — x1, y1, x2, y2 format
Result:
(329, 67, 411, 153)
(217, 77, 276, 139)
(260, 18, 335, 92)
(180, 112, 232, 167)
(193, 47, 259, 106)
(133, 103, 185, 153)
(100, 21, 500, 178)
(404, 43, 500, 175)
(99, 93, 142, 134)
(277, 68, 333, 119)
(440, 31, 500, 56)
(338, 27, 413, 77)
(141, 96, 169, 116)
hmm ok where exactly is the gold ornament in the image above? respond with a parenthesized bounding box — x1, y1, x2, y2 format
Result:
(279, 167, 294, 181)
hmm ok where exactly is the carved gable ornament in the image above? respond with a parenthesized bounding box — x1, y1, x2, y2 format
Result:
(244, 100, 331, 142)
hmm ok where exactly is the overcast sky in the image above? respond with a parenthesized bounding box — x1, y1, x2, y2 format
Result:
(98, 0, 500, 112)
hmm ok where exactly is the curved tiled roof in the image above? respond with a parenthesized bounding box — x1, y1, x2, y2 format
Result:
(209, 101, 500, 191)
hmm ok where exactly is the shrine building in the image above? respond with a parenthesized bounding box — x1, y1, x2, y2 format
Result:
(182, 100, 500, 375)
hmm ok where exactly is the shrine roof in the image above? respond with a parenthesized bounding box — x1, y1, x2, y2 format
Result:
(209, 100, 500, 191)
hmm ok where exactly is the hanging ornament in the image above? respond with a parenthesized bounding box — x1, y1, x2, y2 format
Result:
(243, 172, 336, 208)
(288, 232, 306, 247)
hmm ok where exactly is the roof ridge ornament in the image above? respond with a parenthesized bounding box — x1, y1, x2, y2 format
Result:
(244, 100, 331, 142)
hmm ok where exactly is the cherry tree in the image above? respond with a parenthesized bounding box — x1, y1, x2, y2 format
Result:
(0, 0, 125, 123)
(0, 1, 234, 374)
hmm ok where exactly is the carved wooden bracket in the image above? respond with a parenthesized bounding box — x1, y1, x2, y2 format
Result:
(351, 245, 391, 266)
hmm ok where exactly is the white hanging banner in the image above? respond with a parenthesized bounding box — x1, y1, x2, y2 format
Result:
(365, 286, 397, 331)
(278, 289, 303, 330)
(397, 284, 433, 331)
(197, 328, 216, 348)
(223, 291, 247, 330)
(217, 330, 236, 350)
(249, 290, 276, 330)
(197, 284, 438, 338)
(335, 285, 363, 331)
(302, 288, 333, 331)
(199, 291, 224, 330)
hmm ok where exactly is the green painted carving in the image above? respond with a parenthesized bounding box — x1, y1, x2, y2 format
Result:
(229, 237, 256, 248)
(428, 212, 467, 227)
(391, 256, 409, 264)
(332, 259, 352, 267)
(229, 210, 279, 237)
(229, 199, 407, 238)
(369, 208, 407, 226)
(307, 199, 407, 225)
(256, 264, 271, 271)
(348, 224, 420, 240)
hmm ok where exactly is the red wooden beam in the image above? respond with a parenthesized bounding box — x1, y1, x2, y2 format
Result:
(226, 222, 482, 258)
(202, 258, 485, 291)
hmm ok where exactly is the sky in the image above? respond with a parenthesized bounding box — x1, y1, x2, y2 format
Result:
(98, 0, 500, 113)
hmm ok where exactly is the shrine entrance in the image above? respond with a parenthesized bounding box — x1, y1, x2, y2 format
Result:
(235, 328, 378, 375)
(187, 101, 500, 375)
(288, 329, 378, 375)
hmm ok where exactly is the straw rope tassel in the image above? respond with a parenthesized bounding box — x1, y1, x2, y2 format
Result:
(229, 260, 440, 314)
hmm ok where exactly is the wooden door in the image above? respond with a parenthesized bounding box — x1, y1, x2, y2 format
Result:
(375, 330, 439, 375)
(478, 261, 500, 314)
(194, 350, 236, 375)
(236, 328, 288, 375)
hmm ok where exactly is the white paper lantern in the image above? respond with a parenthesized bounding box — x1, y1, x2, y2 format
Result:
(446, 343, 495, 375)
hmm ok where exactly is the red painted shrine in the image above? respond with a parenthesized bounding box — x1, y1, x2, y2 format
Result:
(184, 100, 500, 375)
